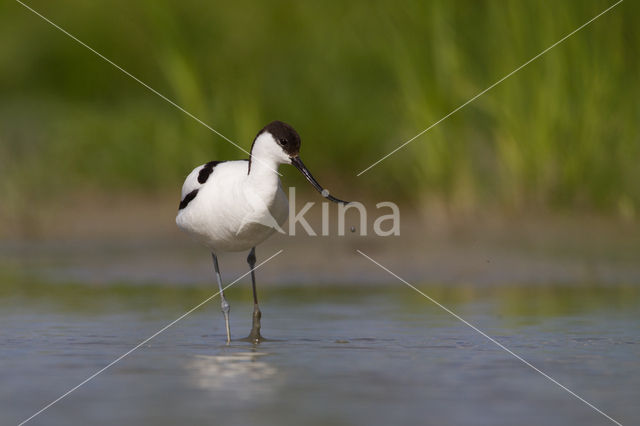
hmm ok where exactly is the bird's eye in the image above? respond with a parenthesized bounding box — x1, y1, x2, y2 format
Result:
(279, 138, 289, 147)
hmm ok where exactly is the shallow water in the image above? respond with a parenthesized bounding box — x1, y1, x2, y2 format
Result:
(1, 283, 639, 426)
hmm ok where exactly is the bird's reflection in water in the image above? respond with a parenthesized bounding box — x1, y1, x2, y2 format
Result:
(186, 350, 279, 400)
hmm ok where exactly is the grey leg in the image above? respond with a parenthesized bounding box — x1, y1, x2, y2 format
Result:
(246, 247, 263, 342)
(212, 252, 231, 344)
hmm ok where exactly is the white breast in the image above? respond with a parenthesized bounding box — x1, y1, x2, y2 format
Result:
(175, 160, 288, 253)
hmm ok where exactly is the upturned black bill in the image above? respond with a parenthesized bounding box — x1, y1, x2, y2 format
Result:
(291, 156, 349, 204)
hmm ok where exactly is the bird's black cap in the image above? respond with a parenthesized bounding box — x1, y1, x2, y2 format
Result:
(254, 120, 301, 157)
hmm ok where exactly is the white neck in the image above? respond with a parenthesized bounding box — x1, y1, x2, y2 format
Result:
(247, 135, 286, 195)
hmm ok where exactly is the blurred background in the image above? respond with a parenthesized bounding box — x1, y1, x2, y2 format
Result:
(0, 0, 639, 284)
(2, 0, 639, 231)
(2, 2, 640, 425)
(1, 0, 639, 284)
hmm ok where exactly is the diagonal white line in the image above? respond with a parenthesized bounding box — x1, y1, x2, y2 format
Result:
(14, 0, 282, 176)
(14, 0, 237, 152)
(356, 249, 623, 426)
(356, 0, 624, 176)
(18, 249, 284, 426)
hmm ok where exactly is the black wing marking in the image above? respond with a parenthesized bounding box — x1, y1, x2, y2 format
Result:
(198, 161, 224, 184)
(178, 189, 199, 210)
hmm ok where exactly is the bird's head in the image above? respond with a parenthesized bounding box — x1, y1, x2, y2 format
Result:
(250, 120, 349, 204)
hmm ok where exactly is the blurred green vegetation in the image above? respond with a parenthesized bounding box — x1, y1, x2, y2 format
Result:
(2, 272, 638, 318)
(1, 0, 638, 221)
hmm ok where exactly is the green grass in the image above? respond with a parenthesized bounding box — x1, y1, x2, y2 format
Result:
(1, 0, 638, 219)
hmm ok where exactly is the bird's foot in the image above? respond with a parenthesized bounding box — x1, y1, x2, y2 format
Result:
(240, 326, 267, 343)
(239, 307, 264, 343)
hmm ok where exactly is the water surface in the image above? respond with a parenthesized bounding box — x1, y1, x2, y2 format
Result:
(1, 282, 638, 426)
